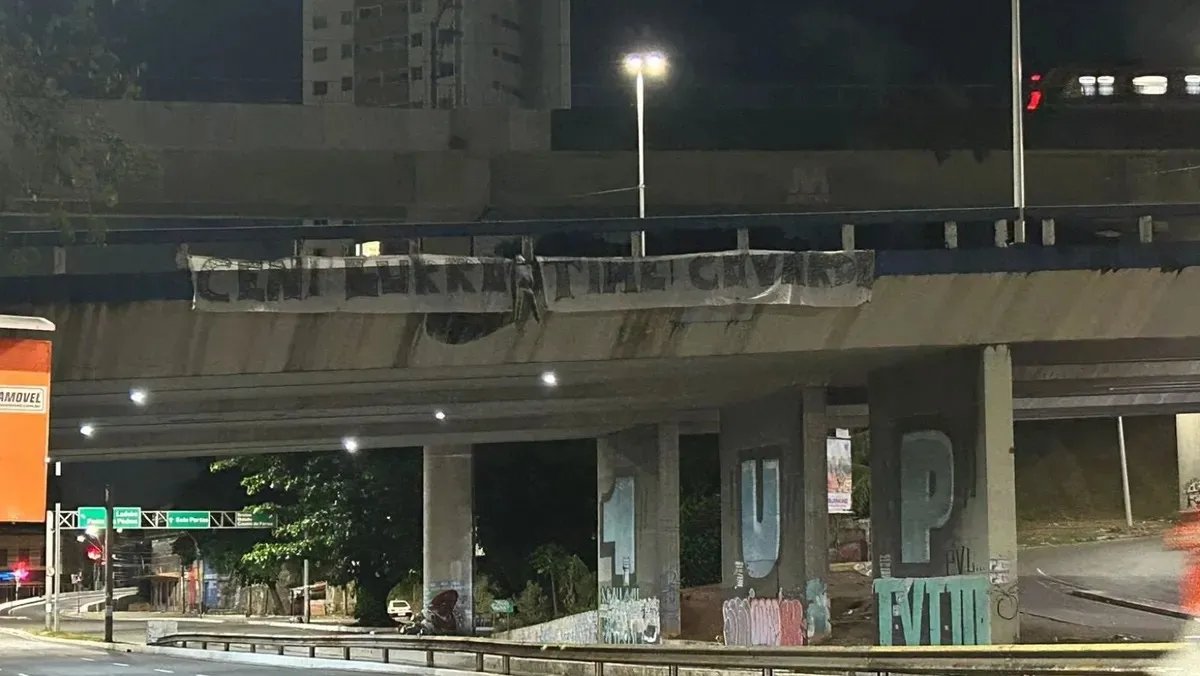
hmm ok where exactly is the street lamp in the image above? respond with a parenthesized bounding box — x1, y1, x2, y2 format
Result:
(1010, 0, 1027, 240)
(622, 50, 668, 257)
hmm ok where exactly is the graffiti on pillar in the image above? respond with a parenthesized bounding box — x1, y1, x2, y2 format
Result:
(722, 594, 806, 646)
(945, 543, 985, 576)
(1186, 479, 1200, 508)
(600, 475, 636, 586)
(659, 570, 680, 636)
(804, 578, 831, 640)
(874, 575, 990, 646)
(899, 430, 955, 564)
(422, 582, 469, 635)
(740, 455, 781, 579)
(598, 586, 660, 644)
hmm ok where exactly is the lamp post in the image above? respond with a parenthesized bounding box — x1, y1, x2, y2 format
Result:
(1010, 0, 1027, 240)
(622, 51, 668, 257)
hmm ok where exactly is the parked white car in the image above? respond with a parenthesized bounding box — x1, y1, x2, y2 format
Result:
(387, 599, 413, 621)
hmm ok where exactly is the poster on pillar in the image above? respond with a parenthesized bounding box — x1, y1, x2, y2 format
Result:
(188, 255, 515, 314)
(538, 250, 875, 313)
(827, 435, 853, 514)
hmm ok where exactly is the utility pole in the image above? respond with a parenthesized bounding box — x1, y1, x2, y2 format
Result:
(103, 484, 114, 643)
(302, 559, 311, 624)
(53, 502, 62, 633)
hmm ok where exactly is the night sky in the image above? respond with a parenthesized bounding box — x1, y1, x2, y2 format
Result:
(115, 0, 1200, 104)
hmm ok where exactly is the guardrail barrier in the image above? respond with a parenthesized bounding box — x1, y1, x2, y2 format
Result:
(152, 631, 1179, 675)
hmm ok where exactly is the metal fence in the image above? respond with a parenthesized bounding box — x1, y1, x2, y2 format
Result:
(153, 631, 1175, 674)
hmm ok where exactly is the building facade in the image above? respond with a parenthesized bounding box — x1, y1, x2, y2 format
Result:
(302, 0, 570, 109)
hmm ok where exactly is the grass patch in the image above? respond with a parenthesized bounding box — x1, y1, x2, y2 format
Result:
(1018, 517, 1176, 548)
(35, 630, 104, 642)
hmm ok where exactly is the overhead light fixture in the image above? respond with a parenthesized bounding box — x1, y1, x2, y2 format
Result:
(434, 410, 447, 421)
(79, 423, 96, 438)
(129, 389, 148, 406)
(342, 437, 359, 453)
(540, 371, 558, 387)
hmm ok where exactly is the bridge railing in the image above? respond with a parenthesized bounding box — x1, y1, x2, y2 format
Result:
(153, 631, 1174, 674)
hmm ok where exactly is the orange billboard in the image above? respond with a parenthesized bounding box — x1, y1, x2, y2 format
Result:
(0, 339, 50, 523)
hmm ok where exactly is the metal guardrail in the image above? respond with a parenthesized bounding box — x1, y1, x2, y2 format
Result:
(153, 632, 1177, 675)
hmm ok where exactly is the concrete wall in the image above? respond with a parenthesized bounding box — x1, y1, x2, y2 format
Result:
(91, 100, 552, 152)
(54, 102, 1200, 217)
(25, 267, 1200, 382)
(493, 610, 599, 643)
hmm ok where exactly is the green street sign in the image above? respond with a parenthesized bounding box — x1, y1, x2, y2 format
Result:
(78, 507, 141, 529)
(166, 511, 210, 529)
(235, 511, 274, 528)
(490, 599, 514, 615)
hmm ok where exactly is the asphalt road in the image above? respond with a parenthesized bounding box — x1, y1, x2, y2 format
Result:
(1021, 537, 1185, 641)
(0, 631, 371, 676)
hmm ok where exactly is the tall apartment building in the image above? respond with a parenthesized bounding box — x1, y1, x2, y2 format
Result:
(302, 0, 571, 109)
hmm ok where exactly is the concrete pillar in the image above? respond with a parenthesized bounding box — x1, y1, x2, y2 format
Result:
(868, 346, 1018, 646)
(596, 423, 680, 642)
(718, 388, 830, 645)
(422, 445, 474, 635)
(1176, 414, 1200, 510)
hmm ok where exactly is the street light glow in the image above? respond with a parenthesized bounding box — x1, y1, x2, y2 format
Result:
(434, 410, 447, 421)
(129, 388, 148, 406)
(85, 525, 99, 538)
(342, 437, 359, 453)
(624, 51, 668, 78)
(79, 423, 96, 438)
(540, 371, 558, 387)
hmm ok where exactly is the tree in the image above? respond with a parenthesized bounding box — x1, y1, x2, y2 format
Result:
(0, 0, 153, 248)
(212, 449, 423, 626)
(529, 543, 568, 616)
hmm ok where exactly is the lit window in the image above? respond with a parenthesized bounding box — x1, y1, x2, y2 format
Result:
(312, 81, 329, 96)
(357, 241, 381, 257)
(312, 15, 328, 30)
(1187, 74, 1200, 95)
(313, 47, 328, 63)
(1097, 75, 1115, 96)
(1078, 75, 1097, 97)
(1132, 75, 1168, 96)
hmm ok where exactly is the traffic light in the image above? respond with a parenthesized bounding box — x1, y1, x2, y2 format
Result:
(12, 561, 29, 583)
(86, 545, 102, 562)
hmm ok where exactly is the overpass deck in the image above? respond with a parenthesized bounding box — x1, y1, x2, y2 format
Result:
(3, 221, 1200, 461)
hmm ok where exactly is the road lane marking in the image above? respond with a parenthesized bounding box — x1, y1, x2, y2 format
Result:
(112, 663, 130, 667)
(81, 657, 95, 661)
(154, 670, 174, 674)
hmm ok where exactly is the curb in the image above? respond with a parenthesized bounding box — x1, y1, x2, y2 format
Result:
(1032, 569, 1189, 621)
(0, 626, 474, 675)
(1065, 589, 1191, 621)
(248, 620, 401, 633)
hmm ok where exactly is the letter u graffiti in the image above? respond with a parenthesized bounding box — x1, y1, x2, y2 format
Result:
(740, 459, 781, 579)
(899, 430, 955, 564)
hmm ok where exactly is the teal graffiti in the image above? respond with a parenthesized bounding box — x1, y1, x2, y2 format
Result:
(740, 458, 781, 579)
(873, 575, 990, 646)
(601, 476, 636, 584)
(899, 430, 955, 564)
(805, 578, 831, 639)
